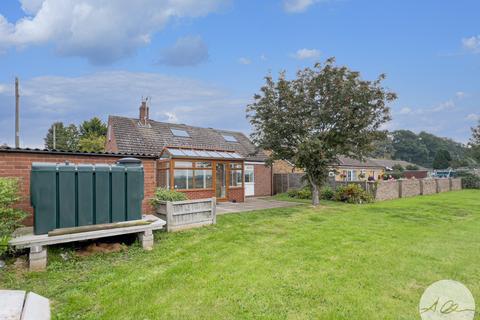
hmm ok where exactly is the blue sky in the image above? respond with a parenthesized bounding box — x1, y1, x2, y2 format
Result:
(0, 0, 479, 147)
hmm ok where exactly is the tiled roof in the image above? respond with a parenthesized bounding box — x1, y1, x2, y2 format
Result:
(370, 159, 428, 171)
(108, 116, 268, 162)
(337, 156, 383, 168)
(0, 146, 156, 158)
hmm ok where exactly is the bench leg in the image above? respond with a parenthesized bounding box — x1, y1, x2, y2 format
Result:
(139, 229, 154, 251)
(29, 245, 47, 271)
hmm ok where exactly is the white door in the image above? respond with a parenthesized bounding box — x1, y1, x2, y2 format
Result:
(244, 165, 255, 196)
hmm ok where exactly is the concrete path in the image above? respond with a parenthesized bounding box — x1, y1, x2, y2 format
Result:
(217, 197, 300, 215)
(0, 290, 50, 320)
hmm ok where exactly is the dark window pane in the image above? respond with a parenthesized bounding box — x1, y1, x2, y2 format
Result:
(174, 169, 193, 189)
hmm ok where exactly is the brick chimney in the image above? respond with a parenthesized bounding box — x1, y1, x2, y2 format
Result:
(139, 98, 149, 125)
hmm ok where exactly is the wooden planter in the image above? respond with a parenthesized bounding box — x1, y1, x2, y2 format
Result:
(155, 198, 216, 232)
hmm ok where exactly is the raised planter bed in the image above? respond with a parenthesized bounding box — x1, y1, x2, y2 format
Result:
(156, 198, 216, 232)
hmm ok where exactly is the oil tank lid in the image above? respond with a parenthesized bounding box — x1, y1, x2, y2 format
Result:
(117, 157, 142, 165)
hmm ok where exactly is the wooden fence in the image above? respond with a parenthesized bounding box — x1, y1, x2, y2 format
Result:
(154, 198, 216, 232)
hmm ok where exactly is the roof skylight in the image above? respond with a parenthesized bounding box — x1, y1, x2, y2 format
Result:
(171, 129, 190, 137)
(222, 134, 238, 142)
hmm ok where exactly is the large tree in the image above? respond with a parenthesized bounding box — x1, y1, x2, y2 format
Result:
(44, 122, 79, 150)
(432, 149, 452, 169)
(79, 117, 107, 137)
(391, 130, 429, 165)
(78, 117, 108, 152)
(469, 120, 480, 163)
(247, 58, 396, 205)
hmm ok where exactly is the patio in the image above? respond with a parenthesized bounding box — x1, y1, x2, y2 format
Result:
(216, 197, 300, 214)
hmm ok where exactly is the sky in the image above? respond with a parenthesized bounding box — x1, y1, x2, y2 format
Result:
(0, 0, 479, 148)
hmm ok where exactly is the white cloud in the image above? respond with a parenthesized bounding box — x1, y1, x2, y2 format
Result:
(0, 0, 229, 64)
(432, 100, 455, 112)
(466, 113, 480, 121)
(292, 48, 321, 60)
(164, 112, 179, 123)
(462, 35, 480, 53)
(157, 35, 209, 67)
(398, 107, 413, 115)
(238, 57, 251, 65)
(0, 71, 250, 147)
(283, 0, 318, 13)
(455, 91, 466, 99)
(260, 54, 267, 61)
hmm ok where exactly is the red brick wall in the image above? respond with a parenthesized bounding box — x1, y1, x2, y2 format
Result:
(228, 187, 244, 202)
(0, 151, 157, 226)
(178, 187, 244, 202)
(253, 163, 272, 196)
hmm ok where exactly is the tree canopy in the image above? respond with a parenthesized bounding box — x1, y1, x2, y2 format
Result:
(369, 129, 477, 168)
(44, 122, 79, 150)
(44, 117, 107, 152)
(247, 58, 396, 205)
(432, 149, 452, 169)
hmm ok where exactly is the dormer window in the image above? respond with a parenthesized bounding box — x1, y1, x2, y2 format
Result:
(171, 129, 190, 137)
(222, 134, 237, 142)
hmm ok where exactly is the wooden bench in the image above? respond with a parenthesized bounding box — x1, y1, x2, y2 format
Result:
(0, 290, 50, 320)
(9, 215, 166, 271)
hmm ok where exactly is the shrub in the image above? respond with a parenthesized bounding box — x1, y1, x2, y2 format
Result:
(334, 184, 374, 204)
(287, 189, 300, 198)
(0, 178, 27, 256)
(150, 188, 188, 205)
(456, 172, 480, 189)
(287, 187, 312, 199)
(320, 186, 334, 200)
(405, 164, 419, 170)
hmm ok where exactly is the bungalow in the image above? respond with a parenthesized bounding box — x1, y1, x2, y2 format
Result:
(273, 156, 427, 181)
(105, 100, 272, 202)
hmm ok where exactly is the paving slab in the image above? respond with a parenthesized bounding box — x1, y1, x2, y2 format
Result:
(217, 197, 300, 215)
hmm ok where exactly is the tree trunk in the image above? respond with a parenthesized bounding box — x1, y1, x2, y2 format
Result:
(311, 183, 320, 206)
(307, 173, 320, 206)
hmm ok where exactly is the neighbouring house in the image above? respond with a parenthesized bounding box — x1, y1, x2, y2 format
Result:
(332, 156, 385, 181)
(272, 156, 428, 182)
(105, 100, 272, 202)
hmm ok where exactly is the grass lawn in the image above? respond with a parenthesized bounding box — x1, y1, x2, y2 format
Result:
(1, 190, 480, 319)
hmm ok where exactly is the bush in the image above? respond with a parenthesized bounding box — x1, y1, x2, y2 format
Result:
(287, 187, 312, 199)
(456, 172, 480, 189)
(0, 178, 27, 256)
(405, 164, 419, 170)
(320, 186, 334, 200)
(334, 184, 374, 204)
(150, 188, 188, 205)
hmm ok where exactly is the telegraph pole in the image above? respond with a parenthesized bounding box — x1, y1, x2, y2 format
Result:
(15, 77, 20, 148)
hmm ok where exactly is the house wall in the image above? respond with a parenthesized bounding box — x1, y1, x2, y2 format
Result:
(253, 163, 272, 196)
(179, 188, 244, 203)
(272, 159, 304, 174)
(335, 167, 385, 181)
(0, 150, 157, 226)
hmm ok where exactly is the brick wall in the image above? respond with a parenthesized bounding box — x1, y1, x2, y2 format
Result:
(375, 180, 400, 201)
(254, 163, 272, 196)
(400, 179, 421, 198)
(272, 159, 304, 174)
(421, 179, 437, 195)
(374, 178, 462, 201)
(228, 187, 244, 202)
(436, 179, 450, 193)
(0, 150, 157, 226)
(179, 187, 244, 202)
(450, 178, 462, 191)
